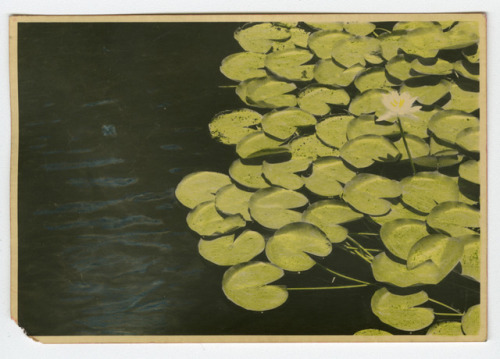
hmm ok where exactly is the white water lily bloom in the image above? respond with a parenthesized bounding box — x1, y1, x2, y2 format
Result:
(376, 90, 422, 122)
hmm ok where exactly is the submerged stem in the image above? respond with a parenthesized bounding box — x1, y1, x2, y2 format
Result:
(315, 261, 371, 285)
(429, 298, 462, 314)
(287, 284, 369, 291)
(435, 312, 464, 316)
(396, 117, 416, 175)
(347, 235, 375, 260)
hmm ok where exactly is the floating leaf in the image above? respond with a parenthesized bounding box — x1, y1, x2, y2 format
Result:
(443, 84, 479, 113)
(459, 234, 480, 281)
(331, 35, 381, 68)
(234, 23, 291, 53)
(340, 135, 401, 168)
(343, 22, 376, 36)
(315, 115, 353, 149)
(459, 160, 480, 184)
(222, 261, 288, 311)
(393, 21, 439, 32)
(314, 59, 365, 87)
(379, 31, 407, 61)
(401, 172, 459, 213)
(237, 77, 297, 108)
(343, 173, 402, 216)
(402, 109, 436, 138)
(262, 158, 311, 190)
(265, 49, 315, 81)
(349, 89, 389, 116)
(463, 45, 479, 64)
(394, 134, 430, 160)
(261, 107, 316, 140)
(187, 201, 245, 237)
(428, 110, 479, 145)
(305, 23, 343, 31)
(371, 287, 434, 331)
(236, 131, 289, 159)
(209, 109, 262, 145)
(456, 126, 479, 153)
(199, 231, 265, 266)
(462, 304, 480, 335)
(303, 199, 363, 243)
(370, 201, 427, 226)
(297, 86, 350, 116)
(249, 187, 308, 230)
(427, 322, 464, 336)
(413, 150, 464, 169)
(303, 157, 356, 197)
(401, 80, 450, 105)
(354, 67, 394, 93)
(411, 58, 453, 75)
(228, 159, 269, 189)
(354, 329, 393, 336)
(385, 55, 415, 81)
(220, 52, 267, 81)
(443, 22, 479, 50)
(427, 201, 480, 237)
(347, 115, 399, 139)
(307, 30, 350, 59)
(215, 184, 254, 220)
(400, 26, 445, 58)
(266, 222, 332, 271)
(380, 219, 430, 260)
(290, 134, 339, 160)
(175, 171, 232, 209)
(454, 60, 479, 81)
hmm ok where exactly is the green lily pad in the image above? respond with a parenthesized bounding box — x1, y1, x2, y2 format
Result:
(413, 150, 465, 169)
(443, 22, 479, 50)
(385, 54, 415, 81)
(427, 201, 480, 237)
(379, 31, 407, 61)
(236, 77, 297, 109)
(370, 201, 427, 226)
(459, 234, 480, 281)
(290, 134, 339, 160)
(411, 58, 454, 75)
(266, 222, 332, 271)
(349, 89, 389, 117)
(303, 157, 356, 197)
(186, 201, 246, 237)
(248, 187, 309, 230)
(454, 60, 480, 81)
(315, 115, 353, 149)
(199, 230, 265, 266)
(380, 219, 430, 260)
(307, 30, 351, 59)
(428, 110, 479, 145)
(393, 21, 439, 32)
(354, 67, 395, 93)
(400, 26, 445, 58)
(401, 80, 451, 105)
(462, 304, 480, 335)
(393, 134, 430, 160)
(314, 59, 364, 87)
(222, 261, 288, 311)
(371, 287, 434, 331)
(305, 23, 343, 31)
(209, 109, 262, 145)
(354, 329, 393, 336)
(288, 27, 310, 48)
(443, 84, 479, 113)
(340, 135, 401, 169)
(343, 173, 402, 216)
(228, 159, 269, 189)
(347, 115, 399, 139)
(459, 160, 480, 184)
(427, 322, 464, 336)
(220, 52, 267, 81)
(261, 107, 316, 140)
(175, 171, 232, 209)
(302, 199, 363, 243)
(215, 184, 254, 221)
(297, 86, 350, 116)
(430, 136, 457, 154)
(401, 172, 460, 213)
(331, 36, 382, 68)
(456, 126, 480, 153)
(262, 158, 311, 190)
(236, 131, 289, 159)
(400, 108, 436, 138)
(343, 22, 376, 36)
(265, 48, 315, 81)
(234, 23, 291, 53)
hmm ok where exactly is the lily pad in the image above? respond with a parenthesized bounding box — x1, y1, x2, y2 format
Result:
(236, 77, 297, 109)
(411, 58, 453, 75)
(400, 26, 446, 58)
(331, 36, 382, 68)
(400, 109, 435, 139)
(234, 23, 291, 53)
(228, 159, 269, 189)
(401, 172, 459, 213)
(261, 107, 316, 140)
(413, 150, 465, 169)
(248, 187, 309, 230)
(385, 54, 415, 81)
(297, 86, 350, 116)
(427, 322, 464, 336)
(305, 23, 343, 31)
(266, 222, 332, 271)
(463, 46, 479, 64)
(394, 134, 430, 160)
(307, 30, 351, 59)
(315, 115, 353, 149)
(427, 201, 480, 237)
(215, 184, 254, 220)
(456, 126, 480, 153)
(303, 157, 356, 197)
(428, 110, 479, 145)
(459, 160, 480, 184)
(340, 134, 401, 168)
(175, 171, 232, 209)
(349, 89, 389, 117)
(380, 219, 430, 260)
(186, 201, 246, 237)
(354, 67, 394, 93)
(222, 261, 288, 311)
(346, 115, 399, 139)
(343, 22, 376, 36)
(290, 134, 339, 160)
(379, 31, 407, 61)
(462, 304, 480, 335)
(443, 22, 479, 50)
(199, 230, 265, 266)
(454, 60, 480, 81)
(459, 234, 480, 281)
(354, 329, 393, 336)
(343, 173, 402, 216)
(220, 52, 267, 81)
(209, 109, 262, 145)
(262, 158, 311, 190)
(236, 131, 289, 159)
(370, 201, 427, 226)
(371, 287, 434, 331)
(393, 21, 439, 32)
(401, 80, 451, 106)
(443, 84, 479, 113)
(314, 59, 365, 87)
(265, 49, 315, 81)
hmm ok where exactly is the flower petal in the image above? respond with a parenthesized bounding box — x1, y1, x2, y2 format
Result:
(376, 112, 397, 123)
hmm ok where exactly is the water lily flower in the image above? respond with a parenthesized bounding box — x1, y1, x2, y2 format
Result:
(376, 90, 421, 122)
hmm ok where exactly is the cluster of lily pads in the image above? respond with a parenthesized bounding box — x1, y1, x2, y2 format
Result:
(175, 21, 481, 336)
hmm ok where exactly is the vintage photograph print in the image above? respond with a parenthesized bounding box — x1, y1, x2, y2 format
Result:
(10, 14, 486, 343)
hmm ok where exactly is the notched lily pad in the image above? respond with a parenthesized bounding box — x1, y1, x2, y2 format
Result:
(340, 134, 401, 168)
(331, 36, 382, 68)
(187, 201, 246, 237)
(236, 131, 289, 159)
(354, 67, 395, 93)
(176, 171, 232, 209)
(220, 52, 267, 81)
(394, 134, 430, 160)
(427, 322, 464, 336)
(234, 23, 291, 53)
(314, 59, 364, 87)
(427, 201, 480, 237)
(262, 158, 311, 190)
(462, 304, 480, 335)
(265, 48, 315, 81)
(209, 109, 262, 145)
(303, 157, 356, 197)
(370, 201, 427, 226)
(456, 126, 480, 153)
(307, 30, 351, 59)
(401, 80, 450, 106)
(347, 115, 399, 139)
(428, 110, 479, 145)
(380, 219, 430, 260)
(237, 77, 297, 109)
(411, 58, 453, 75)
(454, 60, 480, 81)
(315, 115, 353, 149)
(385, 54, 415, 82)
(215, 184, 254, 220)
(229, 159, 269, 189)
(297, 86, 350, 116)
(443, 84, 479, 113)
(459, 160, 480, 184)
(261, 107, 316, 140)
(459, 234, 480, 281)
(290, 134, 339, 160)
(444, 22, 479, 50)
(349, 89, 390, 117)
(343, 22, 376, 36)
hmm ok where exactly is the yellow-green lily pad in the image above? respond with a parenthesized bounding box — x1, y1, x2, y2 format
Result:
(228, 159, 269, 189)
(462, 304, 480, 335)
(290, 134, 339, 160)
(394, 134, 430, 160)
(343, 22, 376, 36)
(187, 201, 246, 237)
(443, 22, 479, 50)
(454, 60, 479, 81)
(315, 115, 353, 149)
(305, 23, 343, 31)
(401, 80, 451, 105)
(209, 109, 262, 145)
(347, 115, 399, 139)
(463, 45, 479, 64)
(236, 77, 297, 109)
(354, 329, 393, 336)
(349, 89, 389, 117)
(459, 234, 480, 281)
(297, 86, 350, 116)
(262, 158, 311, 190)
(303, 157, 356, 197)
(236, 131, 289, 159)
(427, 322, 464, 336)
(370, 201, 427, 226)
(234, 23, 291, 53)
(385, 54, 415, 81)
(307, 30, 351, 59)
(215, 184, 254, 221)
(379, 31, 407, 61)
(220, 52, 267, 81)
(427, 201, 480, 237)
(340, 134, 401, 169)
(411, 58, 454, 75)
(393, 21, 439, 32)
(400, 26, 446, 58)
(331, 36, 382, 68)
(175, 171, 232, 209)
(456, 126, 480, 153)
(354, 67, 395, 93)
(459, 160, 480, 184)
(428, 110, 479, 145)
(443, 84, 479, 113)
(380, 219, 430, 260)
(314, 59, 365, 87)
(265, 48, 315, 81)
(261, 107, 316, 140)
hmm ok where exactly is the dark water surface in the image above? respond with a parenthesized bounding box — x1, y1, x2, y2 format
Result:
(16, 22, 478, 336)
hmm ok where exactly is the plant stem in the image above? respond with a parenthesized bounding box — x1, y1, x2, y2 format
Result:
(396, 117, 416, 175)
(435, 312, 464, 316)
(287, 284, 369, 291)
(429, 298, 462, 314)
(315, 261, 371, 285)
(218, 85, 237, 88)
(350, 232, 379, 236)
(347, 235, 375, 260)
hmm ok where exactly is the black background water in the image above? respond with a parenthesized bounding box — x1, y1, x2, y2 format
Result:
(16, 22, 478, 336)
